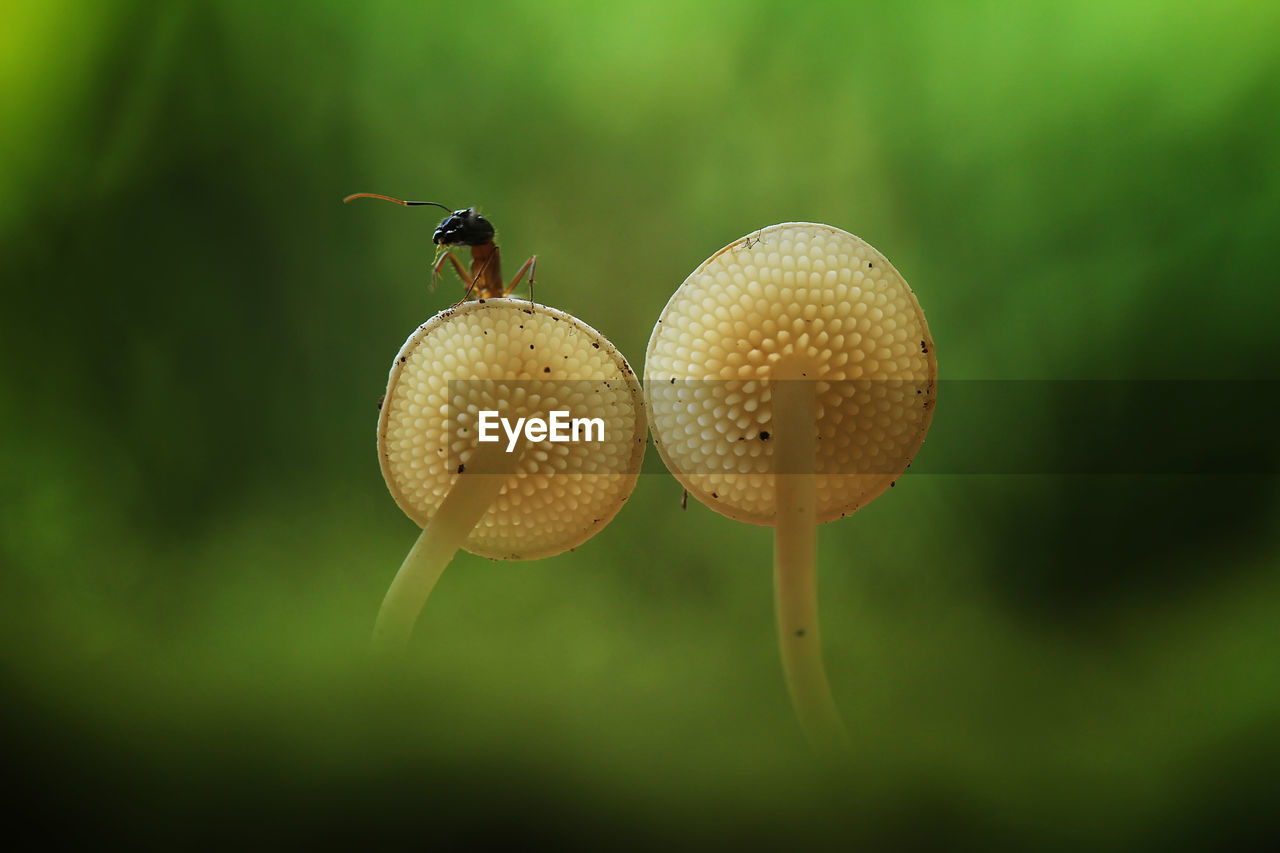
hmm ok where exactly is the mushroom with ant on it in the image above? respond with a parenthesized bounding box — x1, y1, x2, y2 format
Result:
(645, 222, 936, 750)
(374, 298, 647, 652)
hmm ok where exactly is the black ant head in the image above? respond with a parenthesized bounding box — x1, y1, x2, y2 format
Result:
(341, 195, 497, 247)
(433, 208, 495, 247)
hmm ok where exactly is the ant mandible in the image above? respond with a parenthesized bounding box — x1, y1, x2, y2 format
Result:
(343, 193, 536, 303)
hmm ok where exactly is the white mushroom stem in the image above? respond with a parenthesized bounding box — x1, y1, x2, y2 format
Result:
(771, 371, 850, 750)
(372, 440, 518, 653)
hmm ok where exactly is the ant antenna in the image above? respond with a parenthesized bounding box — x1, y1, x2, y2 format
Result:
(343, 193, 451, 211)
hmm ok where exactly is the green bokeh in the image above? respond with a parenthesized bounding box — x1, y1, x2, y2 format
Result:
(3, 0, 1277, 844)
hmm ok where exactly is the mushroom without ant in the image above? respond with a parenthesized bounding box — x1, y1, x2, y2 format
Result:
(375, 298, 647, 653)
(645, 223, 936, 750)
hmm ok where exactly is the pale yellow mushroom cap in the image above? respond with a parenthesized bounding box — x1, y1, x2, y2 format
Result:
(645, 223, 936, 526)
(378, 298, 647, 559)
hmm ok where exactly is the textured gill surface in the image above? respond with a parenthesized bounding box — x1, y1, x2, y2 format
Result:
(379, 299, 646, 559)
(645, 223, 936, 525)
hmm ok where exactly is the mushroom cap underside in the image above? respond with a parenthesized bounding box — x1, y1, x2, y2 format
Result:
(380, 298, 647, 559)
(645, 222, 936, 526)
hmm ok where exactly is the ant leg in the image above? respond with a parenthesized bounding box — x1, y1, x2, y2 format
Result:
(434, 250, 472, 288)
(435, 251, 477, 304)
(503, 255, 538, 305)
(429, 247, 444, 291)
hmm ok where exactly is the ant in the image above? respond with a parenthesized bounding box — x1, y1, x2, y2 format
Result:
(344, 193, 536, 302)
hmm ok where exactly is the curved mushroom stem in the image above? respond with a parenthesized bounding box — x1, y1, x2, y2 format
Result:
(772, 375, 850, 752)
(372, 441, 518, 654)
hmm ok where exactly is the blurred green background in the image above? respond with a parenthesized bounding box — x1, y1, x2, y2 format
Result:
(3, 0, 1278, 845)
